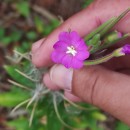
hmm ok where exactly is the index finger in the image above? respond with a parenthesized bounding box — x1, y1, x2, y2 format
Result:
(31, 5, 99, 67)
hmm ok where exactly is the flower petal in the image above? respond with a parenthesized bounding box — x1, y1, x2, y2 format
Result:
(61, 55, 72, 68)
(77, 39, 88, 50)
(59, 32, 71, 44)
(53, 41, 67, 52)
(71, 58, 83, 69)
(69, 31, 80, 42)
(122, 44, 130, 54)
(51, 51, 65, 63)
(76, 51, 90, 60)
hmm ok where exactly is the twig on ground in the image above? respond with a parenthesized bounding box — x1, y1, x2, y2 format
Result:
(31, 5, 58, 21)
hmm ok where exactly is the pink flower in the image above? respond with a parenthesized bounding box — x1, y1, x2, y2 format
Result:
(121, 44, 130, 54)
(51, 31, 90, 69)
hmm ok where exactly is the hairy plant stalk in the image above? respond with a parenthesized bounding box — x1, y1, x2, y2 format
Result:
(8, 79, 32, 91)
(60, 93, 97, 111)
(26, 92, 39, 109)
(11, 99, 31, 113)
(84, 53, 114, 65)
(13, 50, 31, 61)
(53, 94, 83, 130)
(29, 99, 38, 127)
(15, 69, 39, 82)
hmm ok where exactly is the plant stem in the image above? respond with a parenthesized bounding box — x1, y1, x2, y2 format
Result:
(90, 33, 130, 54)
(84, 53, 114, 65)
(13, 50, 31, 61)
(15, 69, 39, 82)
(11, 98, 31, 113)
(60, 93, 97, 111)
(85, 18, 115, 41)
(53, 94, 82, 130)
(100, 8, 130, 37)
(29, 99, 38, 127)
(8, 79, 32, 91)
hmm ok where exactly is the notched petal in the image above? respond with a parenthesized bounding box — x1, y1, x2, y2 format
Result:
(51, 51, 65, 63)
(59, 32, 71, 44)
(53, 41, 67, 52)
(61, 55, 72, 68)
(76, 51, 90, 60)
(71, 58, 83, 69)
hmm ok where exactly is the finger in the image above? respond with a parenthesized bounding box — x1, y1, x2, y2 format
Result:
(31, 38, 45, 53)
(64, 91, 82, 102)
(32, 4, 101, 67)
(94, 0, 130, 33)
(118, 68, 130, 75)
(43, 73, 59, 90)
(102, 55, 130, 71)
(47, 64, 130, 125)
(32, 1, 130, 68)
(43, 69, 81, 102)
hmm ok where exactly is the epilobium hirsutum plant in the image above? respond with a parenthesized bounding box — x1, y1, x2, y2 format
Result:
(7, 8, 130, 130)
(51, 8, 130, 69)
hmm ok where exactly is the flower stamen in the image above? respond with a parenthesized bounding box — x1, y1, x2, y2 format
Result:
(66, 46, 77, 56)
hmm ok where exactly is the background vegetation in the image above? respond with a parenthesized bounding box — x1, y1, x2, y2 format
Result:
(0, 0, 130, 130)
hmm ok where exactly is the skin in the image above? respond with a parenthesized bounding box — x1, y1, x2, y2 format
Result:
(31, 0, 130, 125)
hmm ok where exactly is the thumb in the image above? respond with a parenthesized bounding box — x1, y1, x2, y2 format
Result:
(45, 64, 130, 125)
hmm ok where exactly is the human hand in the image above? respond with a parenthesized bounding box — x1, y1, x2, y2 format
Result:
(32, 0, 130, 125)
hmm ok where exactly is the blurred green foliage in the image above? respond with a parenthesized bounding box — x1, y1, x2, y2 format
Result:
(15, 1, 30, 17)
(0, 0, 130, 130)
(83, 0, 94, 8)
(4, 60, 107, 130)
(116, 122, 130, 130)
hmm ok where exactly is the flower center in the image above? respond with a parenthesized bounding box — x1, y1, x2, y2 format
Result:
(66, 46, 77, 56)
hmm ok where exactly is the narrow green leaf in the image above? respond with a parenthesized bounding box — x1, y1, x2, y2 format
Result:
(7, 117, 30, 130)
(4, 65, 34, 87)
(0, 90, 29, 107)
(87, 34, 100, 46)
(85, 17, 115, 41)
(99, 33, 130, 51)
(100, 8, 130, 37)
(90, 40, 101, 54)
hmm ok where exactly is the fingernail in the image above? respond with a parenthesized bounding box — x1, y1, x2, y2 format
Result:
(50, 64, 73, 91)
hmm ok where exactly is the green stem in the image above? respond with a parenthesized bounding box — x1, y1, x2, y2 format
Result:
(53, 94, 83, 130)
(26, 92, 38, 109)
(11, 98, 31, 114)
(100, 33, 130, 50)
(60, 93, 97, 111)
(8, 79, 32, 91)
(15, 69, 39, 82)
(84, 53, 114, 65)
(85, 18, 115, 41)
(90, 33, 130, 54)
(13, 50, 31, 61)
(29, 99, 38, 127)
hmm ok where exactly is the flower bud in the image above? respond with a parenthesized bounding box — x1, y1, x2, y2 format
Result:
(121, 44, 130, 54)
(103, 31, 122, 43)
(113, 44, 130, 57)
(113, 48, 125, 57)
